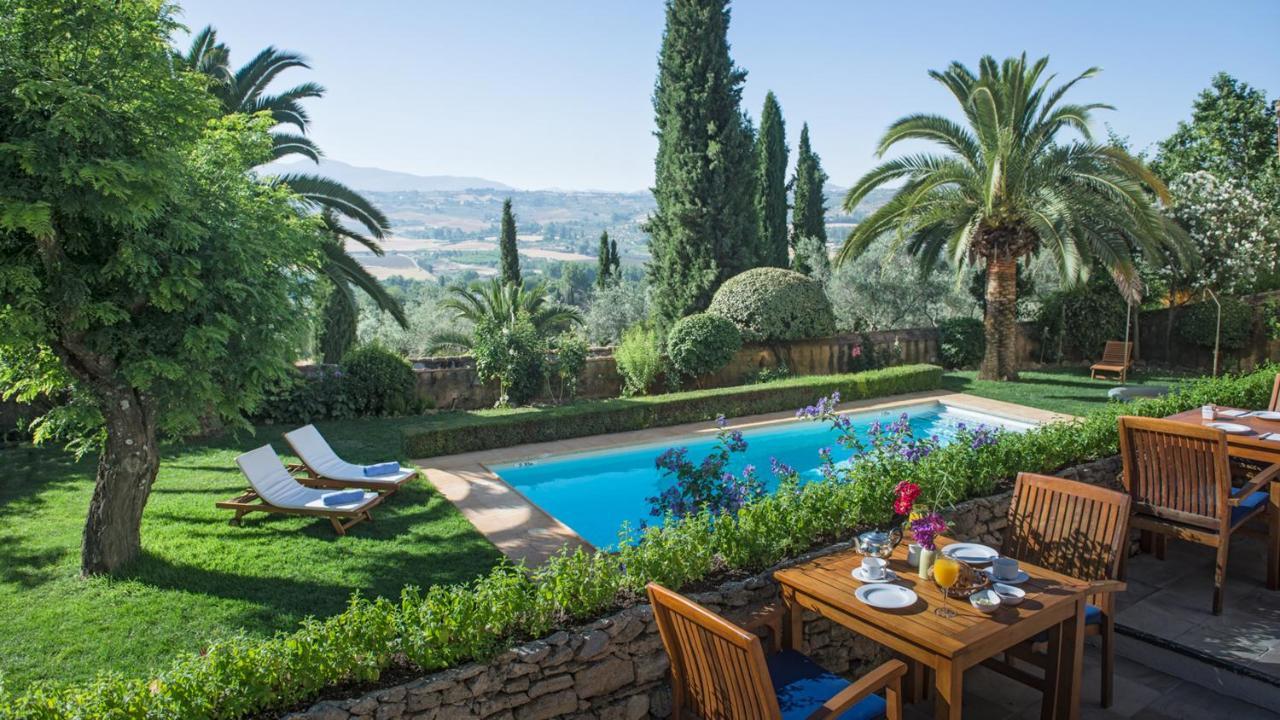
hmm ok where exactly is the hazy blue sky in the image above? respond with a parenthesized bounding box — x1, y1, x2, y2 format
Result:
(178, 1, 1279, 192)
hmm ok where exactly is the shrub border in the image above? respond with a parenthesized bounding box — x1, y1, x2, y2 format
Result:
(402, 364, 945, 458)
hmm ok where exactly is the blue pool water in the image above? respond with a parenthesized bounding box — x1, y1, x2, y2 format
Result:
(490, 401, 1032, 548)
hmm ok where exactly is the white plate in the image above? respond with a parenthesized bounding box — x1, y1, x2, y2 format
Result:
(942, 543, 999, 565)
(852, 567, 899, 584)
(1248, 410, 1280, 421)
(855, 584, 918, 610)
(1207, 421, 1252, 435)
(1216, 409, 1249, 418)
(983, 567, 1031, 585)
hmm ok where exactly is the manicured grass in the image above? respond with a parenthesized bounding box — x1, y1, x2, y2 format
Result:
(942, 366, 1193, 417)
(0, 419, 502, 689)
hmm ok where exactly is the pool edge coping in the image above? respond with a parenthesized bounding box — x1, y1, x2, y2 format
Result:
(417, 391, 1074, 566)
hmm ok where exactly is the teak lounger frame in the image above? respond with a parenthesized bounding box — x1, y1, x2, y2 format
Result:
(216, 490, 384, 536)
(1089, 340, 1133, 382)
(285, 461, 415, 494)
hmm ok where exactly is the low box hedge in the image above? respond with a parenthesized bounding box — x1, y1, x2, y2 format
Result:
(402, 364, 946, 458)
(7, 364, 1276, 720)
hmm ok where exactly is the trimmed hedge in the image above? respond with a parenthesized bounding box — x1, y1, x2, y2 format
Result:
(666, 313, 742, 381)
(402, 364, 945, 458)
(8, 364, 1277, 720)
(708, 267, 836, 342)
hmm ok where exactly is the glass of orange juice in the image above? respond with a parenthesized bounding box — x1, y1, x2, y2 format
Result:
(933, 556, 960, 618)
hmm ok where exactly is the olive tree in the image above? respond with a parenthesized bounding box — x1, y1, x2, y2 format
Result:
(0, 0, 325, 574)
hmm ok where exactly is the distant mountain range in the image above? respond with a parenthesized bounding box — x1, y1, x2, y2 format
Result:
(257, 158, 513, 192)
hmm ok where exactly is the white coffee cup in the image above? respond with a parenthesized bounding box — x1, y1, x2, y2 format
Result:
(861, 556, 887, 580)
(992, 556, 1019, 581)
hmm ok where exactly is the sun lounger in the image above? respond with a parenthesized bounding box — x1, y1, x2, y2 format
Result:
(217, 445, 384, 535)
(1090, 340, 1133, 382)
(283, 424, 417, 494)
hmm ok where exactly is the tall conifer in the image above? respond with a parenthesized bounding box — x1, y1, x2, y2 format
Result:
(597, 231, 613, 288)
(499, 198, 521, 285)
(754, 91, 789, 267)
(790, 123, 829, 276)
(646, 0, 757, 328)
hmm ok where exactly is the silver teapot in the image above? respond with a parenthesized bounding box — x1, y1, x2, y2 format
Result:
(856, 527, 903, 559)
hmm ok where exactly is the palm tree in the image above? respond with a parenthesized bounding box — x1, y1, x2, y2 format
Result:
(427, 279, 583, 354)
(179, 27, 406, 360)
(838, 54, 1190, 380)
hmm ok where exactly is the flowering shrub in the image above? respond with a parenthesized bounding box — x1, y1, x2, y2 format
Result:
(648, 415, 764, 519)
(1163, 171, 1280, 295)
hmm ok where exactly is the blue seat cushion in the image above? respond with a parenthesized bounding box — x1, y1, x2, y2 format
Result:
(766, 650, 886, 720)
(1032, 603, 1102, 643)
(1230, 487, 1268, 527)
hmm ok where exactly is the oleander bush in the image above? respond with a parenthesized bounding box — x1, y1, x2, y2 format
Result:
(937, 317, 986, 369)
(666, 313, 742, 382)
(7, 364, 1275, 720)
(708, 267, 836, 342)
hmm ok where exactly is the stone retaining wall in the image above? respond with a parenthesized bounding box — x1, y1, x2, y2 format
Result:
(284, 456, 1122, 720)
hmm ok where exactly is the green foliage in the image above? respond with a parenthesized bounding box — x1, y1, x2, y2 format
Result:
(708, 268, 835, 342)
(16, 364, 1276, 719)
(583, 280, 649, 345)
(790, 123, 828, 265)
(595, 231, 621, 289)
(1033, 278, 1128, 361)
(826, 245, 974, 331)
(343, 345, 417, 416)
(1177, 297, 1255, 351)
(254, 366, 358, 424)
(666, 313, 742, 381)
(1153, 73, 1280, 207)
(1264, 299, 1280, 342)
(937, 317, 986, 369)
(747, 364, 792, 385)
(754, 91, 789, 268)
(427, 279, 582, 354)
(646, 0, 758, 327)
(615, 324, 664, 396)
(547, 334, 589, 404)
(405, 365, 944, 458)
(319, 282, 358, 363)
(473, 314, 546, 407)
(499, 198, 521, 285)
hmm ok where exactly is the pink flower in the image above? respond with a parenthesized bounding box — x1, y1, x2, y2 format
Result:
(851, 345, 863, 358)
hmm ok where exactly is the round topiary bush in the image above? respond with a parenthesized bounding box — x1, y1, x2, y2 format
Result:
(1178, 297, 1254, 351)
(937, 317, 985, 369)
(343, 344, 418, 416)
(707, 267, 836, 343)
(667, 313, 742, 381)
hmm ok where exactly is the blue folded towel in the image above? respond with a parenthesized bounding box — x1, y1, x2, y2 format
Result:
(322, 490, 366, 507)
(363, 462, 400, 477)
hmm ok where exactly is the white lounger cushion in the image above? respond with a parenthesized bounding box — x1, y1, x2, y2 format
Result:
(236, 445, 378, 511)
(284, 424, 415, 484)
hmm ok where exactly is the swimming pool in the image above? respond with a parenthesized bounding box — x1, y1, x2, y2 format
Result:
(489, 401, 1034, 548)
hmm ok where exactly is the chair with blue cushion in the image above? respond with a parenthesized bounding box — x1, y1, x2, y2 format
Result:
(646, 583, 905, 720)
(984, 472, 1131, 708)
(1119, 416, 1277, 616)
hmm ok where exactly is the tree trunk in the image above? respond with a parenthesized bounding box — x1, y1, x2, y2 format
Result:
(81, 386, 160, 576)
(978, 256, 1020, 381)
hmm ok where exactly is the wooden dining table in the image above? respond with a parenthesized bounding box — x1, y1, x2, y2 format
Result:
(774, 537, 1108, 720)
(1160, 407, 1280, 590)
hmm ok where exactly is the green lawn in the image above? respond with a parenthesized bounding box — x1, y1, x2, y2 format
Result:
(941, 366, 1192, 417)
(0, 419, 502, 689)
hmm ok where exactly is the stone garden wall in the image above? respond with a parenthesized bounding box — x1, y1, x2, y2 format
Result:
(282, 455, 1122, 720)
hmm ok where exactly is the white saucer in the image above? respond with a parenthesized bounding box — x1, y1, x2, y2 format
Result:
(854, 584, 918, 609)
(1249, 410, 1280, 421)
(982, 567, 1030, 584)
(942, 542, 999, 565)
(1207, 421, 1252, 435)
(852, 567, 899, 584)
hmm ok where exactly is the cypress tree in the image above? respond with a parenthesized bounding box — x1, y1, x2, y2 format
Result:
(754, 91, 789, 268)
(499, 198, 521, 285)
(790, 123, 830, 277)
(596, 231, 613, 288)
(609, 237, 621, 280)
(646, 0, 758, 328)
(318, 282, 357, 363)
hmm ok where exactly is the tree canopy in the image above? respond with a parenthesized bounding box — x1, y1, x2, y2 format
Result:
(754, 91, 789, 268)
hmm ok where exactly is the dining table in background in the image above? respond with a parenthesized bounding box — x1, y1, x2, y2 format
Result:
(774, 537, 1109, 720)
(1160, 407, 1280, 590)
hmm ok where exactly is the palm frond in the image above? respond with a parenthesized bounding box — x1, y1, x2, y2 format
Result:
(321, 245, 407, 328)
(273, 173, 390, 238)
(271, 132, 323, 163)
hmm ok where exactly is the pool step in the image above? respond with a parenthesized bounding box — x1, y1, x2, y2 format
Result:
(1114, 623, 1280, 711)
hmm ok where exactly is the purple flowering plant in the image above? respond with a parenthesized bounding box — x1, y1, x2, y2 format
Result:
(647, 415, 766, 520)
(909, 512, 947, 551)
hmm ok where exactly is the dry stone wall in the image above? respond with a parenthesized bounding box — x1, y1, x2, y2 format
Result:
(283, 456, 1122, 720)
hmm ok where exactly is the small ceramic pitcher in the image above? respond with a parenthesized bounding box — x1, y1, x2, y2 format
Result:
(917, 547, 937, 579)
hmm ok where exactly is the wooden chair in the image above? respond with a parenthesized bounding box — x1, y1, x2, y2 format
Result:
(1270, 373, 1279, 411)
(1118, 416, 1277, 615)
(983, 472, 1131, 708)
(647, 582, 905, 720)
(1089, 341, 1133, 382)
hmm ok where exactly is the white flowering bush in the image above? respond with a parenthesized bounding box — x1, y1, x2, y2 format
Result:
(1164, 171, 1279, 295)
